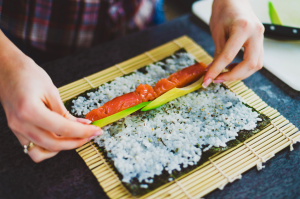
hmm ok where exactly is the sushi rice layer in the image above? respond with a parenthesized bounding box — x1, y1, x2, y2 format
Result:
(71, 53, 261, 188)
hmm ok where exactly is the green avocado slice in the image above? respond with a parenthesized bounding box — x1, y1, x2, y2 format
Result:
(92, 76, 204, 126)
(269, 1, 282, 25)
(92, 101, 151, 127)
(141, 76, 204, 111)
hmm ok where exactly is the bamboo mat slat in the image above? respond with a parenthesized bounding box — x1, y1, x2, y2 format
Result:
(60, 36, 299, 199)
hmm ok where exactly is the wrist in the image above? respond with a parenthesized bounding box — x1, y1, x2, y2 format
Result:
(0, 44, 33, 103)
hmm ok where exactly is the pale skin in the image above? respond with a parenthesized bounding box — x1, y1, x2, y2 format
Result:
(0, 0, 264, 162)
(202, 0, 264, 87)
(0, 31, 102, 162)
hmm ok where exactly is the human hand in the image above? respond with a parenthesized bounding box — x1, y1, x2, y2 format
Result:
(203, 0, 264, 87)
(0, 49, 101, 162)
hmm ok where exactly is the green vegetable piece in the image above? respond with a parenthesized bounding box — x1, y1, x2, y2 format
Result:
(269, 1, 282, 25)
(92, 101, 151, 127)
(141, 76, 204, 111)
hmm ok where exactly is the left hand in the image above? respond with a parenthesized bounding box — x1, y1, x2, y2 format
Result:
(203, 0, 265, 87)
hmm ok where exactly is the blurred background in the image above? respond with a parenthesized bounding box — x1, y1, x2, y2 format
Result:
(164, 0, 194, 20)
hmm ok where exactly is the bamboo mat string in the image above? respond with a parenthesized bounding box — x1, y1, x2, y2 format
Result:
(173, 40, 183, 48)
(271, 121, 300, 151)
(83, 77, 95, 88)
(174, 179, 193, 199)
(209, 159, 242, 190)
(115, 64, 127, 75)
(145, 52, 157, 62)
(243, 142, 274, 170)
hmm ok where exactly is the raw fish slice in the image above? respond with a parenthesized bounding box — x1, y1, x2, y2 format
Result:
(154, 79, 176, 96)
(103, 92, 142, 116)
(154, 62, 206, 96)
(135, 84, 157, 102)
(85, 84, 155, 122)
(142, 76, 204, 111)
(85, 107, 107, 123)
(168, 62, 206, 87)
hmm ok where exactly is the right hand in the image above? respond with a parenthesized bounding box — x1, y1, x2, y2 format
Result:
(0, 35, 102, 162)
(203, 0, 264, 87)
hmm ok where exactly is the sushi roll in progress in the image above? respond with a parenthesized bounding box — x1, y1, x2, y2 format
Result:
(85, 62, 207, 122)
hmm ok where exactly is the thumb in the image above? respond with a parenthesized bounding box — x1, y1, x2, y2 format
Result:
(45, 88, 90, 124)
(203, 30, 226, 87)
(45, 88, 68, 115)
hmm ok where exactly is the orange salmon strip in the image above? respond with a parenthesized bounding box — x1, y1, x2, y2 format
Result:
(154, 62, 207, 96)
(85, 84, 156, 122)
(85, 62, 207, 122)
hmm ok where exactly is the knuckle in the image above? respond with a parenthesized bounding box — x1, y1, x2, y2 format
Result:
(58, 126, 71, 137)
(248, 62, 257, 70)
(223, 51, 235, 63)
(235, 18, 249, 30)
(16, 101, 33, 121)
(257, 24, 265, 34)
(257, 64, 263, 70)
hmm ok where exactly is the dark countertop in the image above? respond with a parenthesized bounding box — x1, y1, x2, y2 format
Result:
(1, 14, 300, 199)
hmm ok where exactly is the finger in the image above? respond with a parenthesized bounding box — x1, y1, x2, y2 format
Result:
(242, 34, 263, 69)
(226, 63, 238, 71)
(214, 38, 263, 81)
(203, 30, 248, 87)
(76, 118, 92, 124)
(62, 111, 92, 125)
(28, 145, 58, 163)
(27, 101, 102, 138)
(241, 47, 264, 79)
(19, 122, 91, 152)
(257, 46, 264, 70)
(212, 29, 226, 59)
(14, 131, 58, 163)
(47, 89, 92, 124)
(46, 89, 76, 121)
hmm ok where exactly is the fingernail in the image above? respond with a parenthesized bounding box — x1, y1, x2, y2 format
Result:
(213, 80, 224, 84)
(205, 62, 213, 71)
(88, 130, 102, 141)
(94, 130, 102, 136)
(77, 118, 92, 124)
(88, 136, 96, 141)
(92, 125, 101, 131)
(202, 78, 212, 88)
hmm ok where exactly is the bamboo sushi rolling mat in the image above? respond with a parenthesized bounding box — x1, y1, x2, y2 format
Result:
(58, 36, 300, 199)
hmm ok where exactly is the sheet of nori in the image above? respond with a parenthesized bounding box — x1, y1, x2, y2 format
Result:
(64, 49, 271, 196)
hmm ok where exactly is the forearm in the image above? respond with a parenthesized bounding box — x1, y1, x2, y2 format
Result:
(0, 30, 34, 103)
(0, 30, 28, 66)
